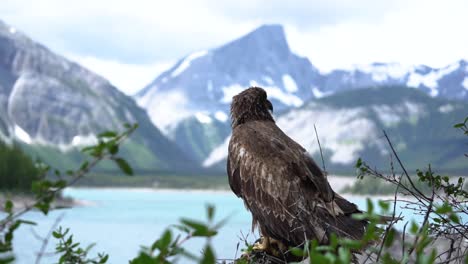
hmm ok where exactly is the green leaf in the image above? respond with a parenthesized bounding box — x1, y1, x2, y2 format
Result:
(384, 228, 395, 248)
(435, 203, 452, 214)
(338, 247, 351, 263)
(206, 205, 215, 221)
(81, 146, 95, 153)
(449, 214, 460, 224)
(378, 200, 390, 211)
(199, 245, 215, 264)
(180, 219, 217, 237)
(52, 231, 62, 239)
(98, 131, 117, 138)
(129, 252, 154, 264)
(366, 198, 374, 213)
(53, 180, 67, 189)
(114, 158, 133, 175)
(17, 220, 36, 226)
(172, 224, 190, 234)
(0, 256, 15, 264)
(289, 247, 304, 257)
(35, 202, 50, 215)
(80, 161, 89, 171)
(180, 219, 207, 231)
(454, 123, 464, 128)
(410, 221, 419, 234)
(351, 213, 367, 220)
(109, 144, 119, 155)
(340, 239, 362, 250)
(152, 230, 172, 251)
(99, 254, 109, 263)
(355, 158, 362, 168)
(4, 200, 13, 214)
(309, 250, 329, 264)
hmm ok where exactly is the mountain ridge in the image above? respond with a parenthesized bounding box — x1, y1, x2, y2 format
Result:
(0, 19, 198, 172)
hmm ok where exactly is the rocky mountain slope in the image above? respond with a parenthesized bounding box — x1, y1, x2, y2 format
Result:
(204, 87, 468, 174)
(0, 20, 197, 172)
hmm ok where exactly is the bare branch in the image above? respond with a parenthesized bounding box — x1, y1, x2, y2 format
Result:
(35, 213, 65, 264)
(314, 124, 327, 174)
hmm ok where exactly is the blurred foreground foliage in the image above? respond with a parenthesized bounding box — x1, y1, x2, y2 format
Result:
(0, 117, 467, 264)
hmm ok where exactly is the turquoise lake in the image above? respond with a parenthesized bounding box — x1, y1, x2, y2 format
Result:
(12, 188, 428, 263)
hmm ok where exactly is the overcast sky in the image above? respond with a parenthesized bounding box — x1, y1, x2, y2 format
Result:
(1, 0, 467, 94)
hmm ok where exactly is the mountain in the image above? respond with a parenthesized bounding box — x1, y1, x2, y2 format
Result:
(136, 24, 468, 165)
(0, 20, 197, 172)
(318, 61, 468, 100)
(204, 87, 467, 174)
(135, 24, 321, 161)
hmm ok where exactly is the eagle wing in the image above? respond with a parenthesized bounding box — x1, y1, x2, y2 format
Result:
(227, 121, 366, 245)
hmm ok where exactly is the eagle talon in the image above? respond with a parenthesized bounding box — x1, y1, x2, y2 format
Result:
(252, 236, 269, 251)
(252, 236, 285, 257)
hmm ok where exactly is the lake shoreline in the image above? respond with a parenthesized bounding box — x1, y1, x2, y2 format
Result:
(1, 175, 405, 212)
(69, 175, 358, 192)
(64, 175, 404, 201)
(0, 192, 86, 212)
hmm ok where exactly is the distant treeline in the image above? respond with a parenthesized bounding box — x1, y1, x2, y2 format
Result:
(0, 140, 39, 191)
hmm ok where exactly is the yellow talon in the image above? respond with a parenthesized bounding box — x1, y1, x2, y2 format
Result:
(252, 236, 270, 251)
(252, 236, 287, 257)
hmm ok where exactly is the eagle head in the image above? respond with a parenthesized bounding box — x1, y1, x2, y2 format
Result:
(230, 86, 274, 128)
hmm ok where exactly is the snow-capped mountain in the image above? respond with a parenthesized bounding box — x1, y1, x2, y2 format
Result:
(319, 61, 468, 100)
(135, 23, 467, 165)
(0, 20, 197, 171)
(204, 87, 468, 173)
(135, 24, 321, 161)
(136, 24, 320, 131)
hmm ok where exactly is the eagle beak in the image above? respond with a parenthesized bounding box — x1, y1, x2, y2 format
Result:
(266, 100, 273, 113)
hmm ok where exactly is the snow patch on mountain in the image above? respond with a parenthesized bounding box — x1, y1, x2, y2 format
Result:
(357, 63, 410, 82)
(221, 84, 244, 103)
(406, 61, 460, 96)
(263, 86, 303, 107)
(215, 111, 229, 122)
(143, 90, 192, 133)
(171, 50, 208, 77)
(262, 76, 274, 85)
(438, 104, 454, 113)
(195, 112, 212, 124)
(72, 134, 97, 147)
(282, 74, 298, 92)
(277, 106, 378, 164)
(312, 86, 332, 98)
(463, 77, 468, 90)
(14, 124, 31, 144)
(373, 105, 402, 125)
(13, 125, 97, 150)
(203, 135, 230, 167)
(373, 101, 425, 126)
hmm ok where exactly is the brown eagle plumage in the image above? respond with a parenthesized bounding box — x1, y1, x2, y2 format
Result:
(227, 87, 367, 249)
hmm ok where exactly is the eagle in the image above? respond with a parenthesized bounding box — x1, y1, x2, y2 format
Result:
(227, 87, 367, 255)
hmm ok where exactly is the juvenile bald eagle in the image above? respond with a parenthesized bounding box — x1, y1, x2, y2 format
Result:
(227, 87, 367, 253)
